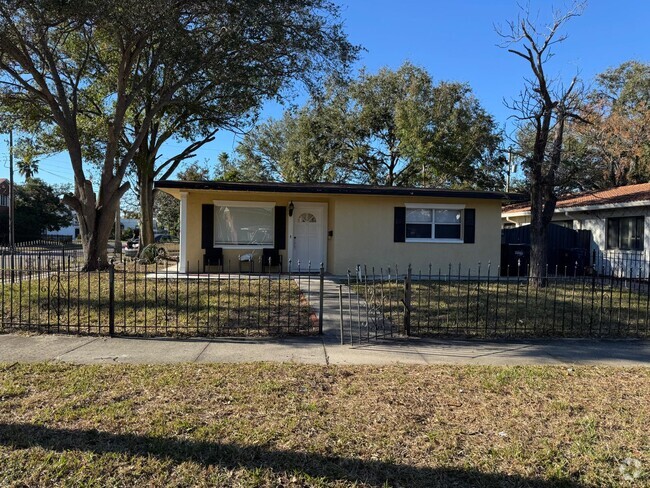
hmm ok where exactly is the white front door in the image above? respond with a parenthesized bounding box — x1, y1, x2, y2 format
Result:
(290, 203, 326, 271)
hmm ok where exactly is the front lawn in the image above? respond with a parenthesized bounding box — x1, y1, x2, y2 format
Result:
(353, 278, 650, 338)
(0, 363, 648, 486)
(1, 264, 317, 336)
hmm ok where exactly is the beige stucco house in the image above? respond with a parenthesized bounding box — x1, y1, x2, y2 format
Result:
(156, 181, 517, 275)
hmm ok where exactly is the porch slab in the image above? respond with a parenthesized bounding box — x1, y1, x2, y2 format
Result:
(143, 270, 320, 280)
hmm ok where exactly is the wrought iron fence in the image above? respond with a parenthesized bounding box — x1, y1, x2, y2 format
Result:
(1, 256, 324, 338)
(4, 252, 649, 342)
(593, 250, 649, 278)
(345, 259, 650, 342)
(1, 240, 86, 271)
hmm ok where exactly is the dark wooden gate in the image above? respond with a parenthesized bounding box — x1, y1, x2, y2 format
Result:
(501, 224, 592, 276)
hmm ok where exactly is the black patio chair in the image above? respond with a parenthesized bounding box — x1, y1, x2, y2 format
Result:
(262, 248, 283, 272)
(203, 247, 223, 272)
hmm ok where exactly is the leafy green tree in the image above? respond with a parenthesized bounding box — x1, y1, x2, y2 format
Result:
(233, 104, 352, 183)
(155, 163, 210, 236)
(214, 152, 252, 182)
(514, 120, 599, 194)
(15, 179, 72, 241)
(233, 63, 503, 188)
(0, 0, 357, 269)
(580, 61, 650, 187)
(126, 1, 357, 247)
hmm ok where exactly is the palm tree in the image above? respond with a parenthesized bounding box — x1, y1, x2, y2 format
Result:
(15, 140, 39, 180)
(17, 154, 39, 180)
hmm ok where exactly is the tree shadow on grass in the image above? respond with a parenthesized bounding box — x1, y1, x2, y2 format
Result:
(0, 422, 585, 487)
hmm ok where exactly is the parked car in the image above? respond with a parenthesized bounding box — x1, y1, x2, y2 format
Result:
(153, 234, 180, 259)
(122, 234, 180, 259)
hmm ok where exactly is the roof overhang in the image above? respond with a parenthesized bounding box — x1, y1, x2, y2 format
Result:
(155, 180, 525, 201)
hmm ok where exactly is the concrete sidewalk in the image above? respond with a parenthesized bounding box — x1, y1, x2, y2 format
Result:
(0, 333, 649, 366)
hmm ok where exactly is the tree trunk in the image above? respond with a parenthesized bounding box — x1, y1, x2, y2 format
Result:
(528, 172, 559, 287)
(529, 198, 548, 286)
(527, 114, 550, 288)
(139, 175, 156, 248)
(64, 179, 128, 271)
(77, 204, 115, 270)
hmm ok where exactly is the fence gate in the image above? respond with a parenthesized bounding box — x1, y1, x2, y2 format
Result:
(339, 266, 406, 345)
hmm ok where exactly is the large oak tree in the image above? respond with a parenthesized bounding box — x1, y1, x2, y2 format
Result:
(580, 61, 650, 187)
(0, 0, 357, 269)
(233, 63, 504, 188)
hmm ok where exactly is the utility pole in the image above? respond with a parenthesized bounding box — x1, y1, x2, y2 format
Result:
(506, 146, 513, 193)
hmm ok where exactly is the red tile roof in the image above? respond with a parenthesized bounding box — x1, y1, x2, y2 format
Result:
(503, 183, 650, 214)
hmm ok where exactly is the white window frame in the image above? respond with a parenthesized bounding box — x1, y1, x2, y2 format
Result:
(213, 200, 275, 249)
(404, 203, 465, 243)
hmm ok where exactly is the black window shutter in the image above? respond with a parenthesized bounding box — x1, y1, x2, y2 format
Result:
(394, 207, 406, 242)
(464, 208, 476, 244)
(201, 204, 214, 249)
(274, 206, 287, 249)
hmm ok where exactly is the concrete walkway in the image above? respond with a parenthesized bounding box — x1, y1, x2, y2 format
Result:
(0, 333, 648, 366)
(298, 276, 351, 341)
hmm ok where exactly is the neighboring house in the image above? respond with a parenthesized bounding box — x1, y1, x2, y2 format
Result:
(155, 180, 518, 275)
(120, 218, 160, 233)
(43, 217, 161, 240)
(502, 183, 650, 274)
(46, 223, 79, 239)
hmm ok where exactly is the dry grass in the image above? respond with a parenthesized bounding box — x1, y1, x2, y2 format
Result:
(1, 265, 318, 337)
(0, 363, 648, 487)
(353, 278, 650, 338)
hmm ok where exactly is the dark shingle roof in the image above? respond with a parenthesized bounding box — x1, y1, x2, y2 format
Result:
(155, 180, 524, 201)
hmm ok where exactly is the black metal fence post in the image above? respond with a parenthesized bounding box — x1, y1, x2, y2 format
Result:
(108, 260, 115, 337)
(403, 264, 412, 336)
(318, 263, 325, 335)
(10, 248, 14, 284)
(338, 284, 344, 345)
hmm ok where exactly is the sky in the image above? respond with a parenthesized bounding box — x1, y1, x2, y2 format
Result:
(1, 0, 649, 188)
